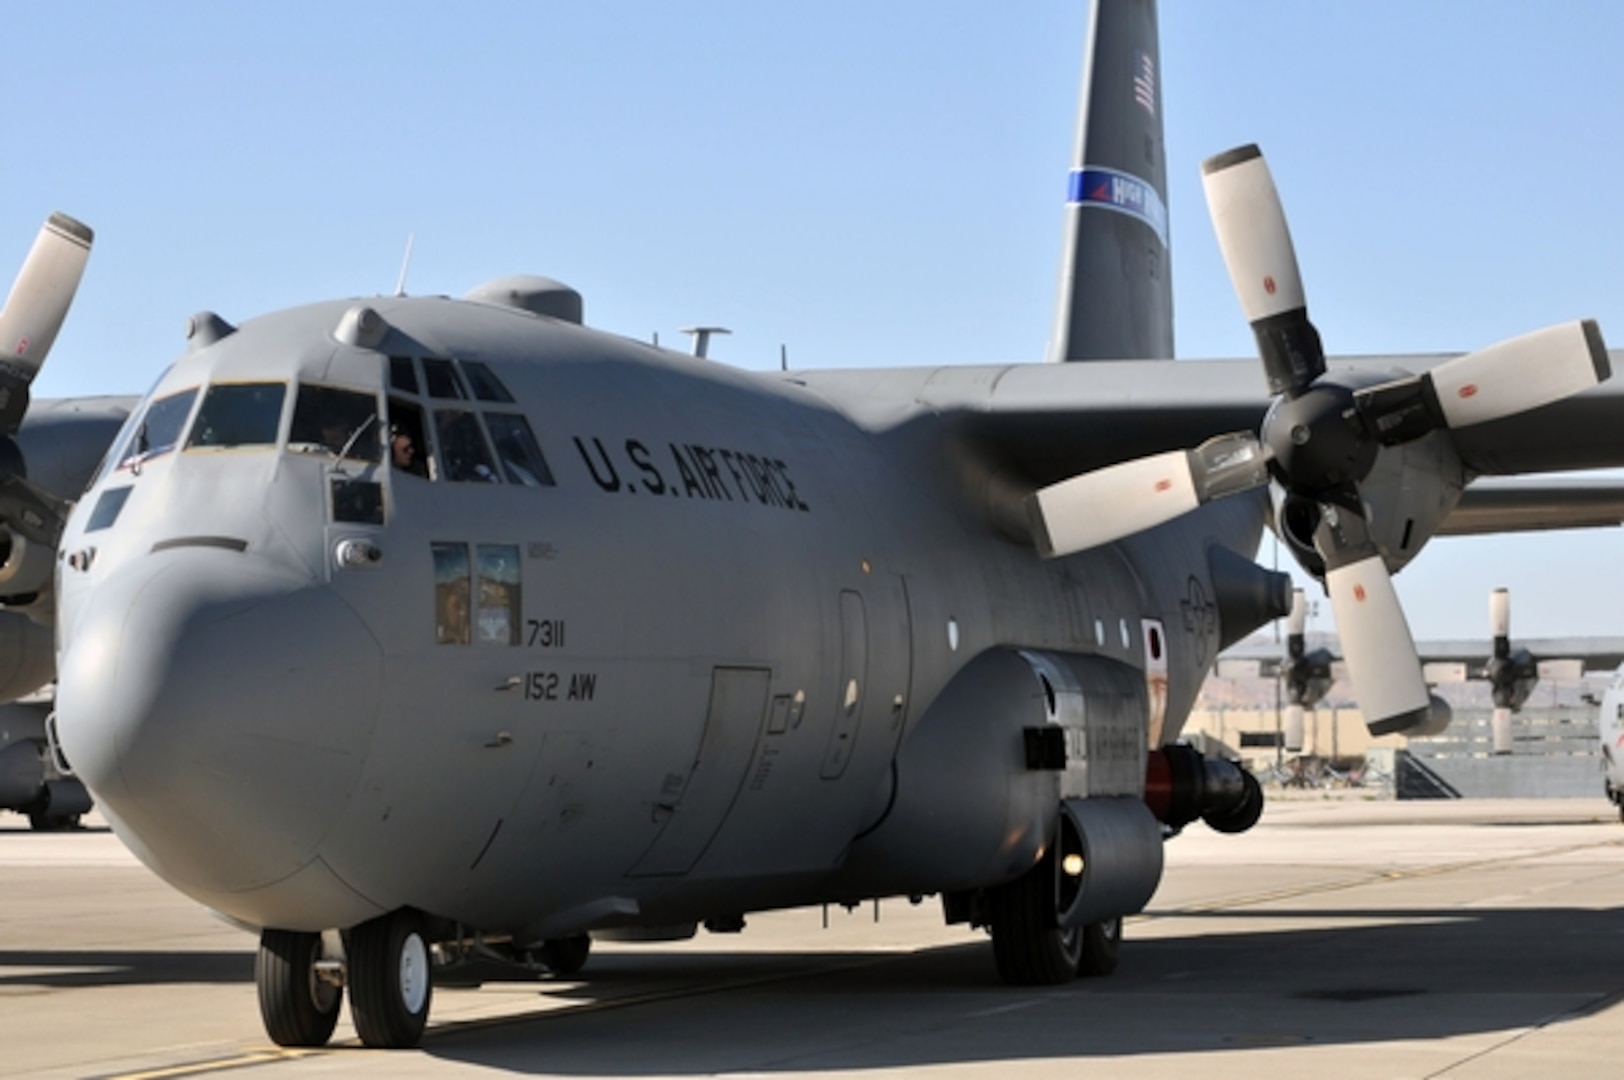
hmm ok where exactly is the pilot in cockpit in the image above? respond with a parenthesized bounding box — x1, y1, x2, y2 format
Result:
(387, 402, 431, 479)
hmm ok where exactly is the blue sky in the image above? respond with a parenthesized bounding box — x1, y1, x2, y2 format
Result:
(6, 1, 1623, 640)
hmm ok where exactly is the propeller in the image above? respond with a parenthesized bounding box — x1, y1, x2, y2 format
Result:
(1281, 588, 1333, 752)
(0, 213, 93, 551)
(1026, 144, 1609, 736)
(1484, 587, 1537, 754)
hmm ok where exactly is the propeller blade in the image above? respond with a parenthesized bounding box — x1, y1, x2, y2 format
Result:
(1026, 432, 1269, 558)
(1491, 706, 1514, 754)
(1324, 551, 1432, 736)
(1428, 319, 1608, 428)
(0, 213, 93, 387)
(1286, 586, 1308, 658)
(1490, 585, 1510, 647)
(1310, 506, 1433, 735)
(1283, 703, 1304, 754)
(1356, 320, 1608, 445)
(1201, 144, 1324, 396)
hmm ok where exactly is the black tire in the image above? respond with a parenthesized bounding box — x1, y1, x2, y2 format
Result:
(256, 930, 342, 1048)
(1078, 917, 1121, 977)
(28, 812, 80, 832)
(348, 910, 433, 1049)
(540, 935, 591, 976)
(1203, 769, 1264, 834)
(987, 857, 1081, 986)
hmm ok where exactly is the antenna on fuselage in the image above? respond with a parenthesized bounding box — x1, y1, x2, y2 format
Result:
(681, 326, 730, 359)
(393, 234, 415, 297)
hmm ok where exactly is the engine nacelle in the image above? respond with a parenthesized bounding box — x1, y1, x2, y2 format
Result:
(0, 612, 54, 703)
(0, 527, 55, 602)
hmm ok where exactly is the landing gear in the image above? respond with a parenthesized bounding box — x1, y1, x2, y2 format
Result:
(539, 934, 591, 976)
(27, 811, 80, 832)
(349, 910, 433, 1049)
(1078, 915, 1121, 976)
(256, 930, 342, 1048)
(987, 850, 1115, 985)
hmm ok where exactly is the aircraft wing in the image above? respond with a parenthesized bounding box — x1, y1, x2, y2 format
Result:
(792, 352, 1624, 489)
(1218, 634, 1624, 689)
(1408, 637, 1624, 674)
(1440, 476, 1624, 535)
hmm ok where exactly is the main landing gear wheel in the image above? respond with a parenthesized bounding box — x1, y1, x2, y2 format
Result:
(348, 910, 433, 1049)
(1078, 916, 1121, 977)
(256, 929, 342, 1048)
(987, 855, 1083, 985)
(540, 935, 591, 976)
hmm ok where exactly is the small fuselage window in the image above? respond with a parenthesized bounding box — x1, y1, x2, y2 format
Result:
(186, 382, 287, 450)
(476, 544, 522, 644)
(432, 542, 472, 645)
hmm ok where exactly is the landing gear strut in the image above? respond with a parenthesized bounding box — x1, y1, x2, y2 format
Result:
(256, 929, 342, 1048)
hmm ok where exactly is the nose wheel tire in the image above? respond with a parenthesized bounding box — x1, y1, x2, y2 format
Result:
(256, 930, 342, 1048)
(348, 910, 433, 1049)
(540, 934, 591, 976)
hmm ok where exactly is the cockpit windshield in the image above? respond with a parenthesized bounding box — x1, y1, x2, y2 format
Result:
(288, 385, 381, 462)
(186, 382, 287, 449)
(117, 388, 199, 471)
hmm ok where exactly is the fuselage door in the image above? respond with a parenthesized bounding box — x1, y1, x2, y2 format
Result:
(628, 666, 772, 877)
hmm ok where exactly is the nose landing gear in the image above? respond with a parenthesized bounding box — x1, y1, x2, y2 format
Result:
(255, 929, 343, 1048)
(256, 909, 433, 1050)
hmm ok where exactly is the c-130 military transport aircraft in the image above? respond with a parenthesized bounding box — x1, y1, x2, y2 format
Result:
(0, 0, 1615, 1051)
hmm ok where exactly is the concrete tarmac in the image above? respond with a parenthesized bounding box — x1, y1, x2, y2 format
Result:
(4, 796, 1624, 1078)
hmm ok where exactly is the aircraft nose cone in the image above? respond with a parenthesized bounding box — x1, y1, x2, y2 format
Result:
(57, 552, 381, 897)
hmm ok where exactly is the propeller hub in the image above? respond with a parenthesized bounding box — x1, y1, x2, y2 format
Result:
(1263, 383, 1377, 497)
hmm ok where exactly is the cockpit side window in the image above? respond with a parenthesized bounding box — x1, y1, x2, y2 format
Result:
(289, 385, 381, 462)
(389, 355, 420, 395)
(118, 388, 199, 470)
(462, 361, 515, 403)
(186, 382, 287, 450)
(434, 409, 498, 482)
(484, 413, 555, 486)
(422, 358, 467, 400)
(387, 398, 432, 479)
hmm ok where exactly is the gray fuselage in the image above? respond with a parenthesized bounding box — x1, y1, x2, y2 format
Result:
(53, 294, 1263, 938)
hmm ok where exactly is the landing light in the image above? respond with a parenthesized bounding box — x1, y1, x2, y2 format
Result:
(1062, 853, 1085, 878)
